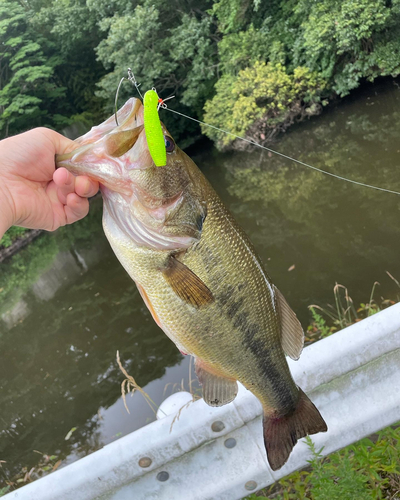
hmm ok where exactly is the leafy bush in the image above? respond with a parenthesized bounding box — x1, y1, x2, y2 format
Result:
(203, 61, 326, 148)
(296, 0, 399, 95)
(0, 226, 29, 249)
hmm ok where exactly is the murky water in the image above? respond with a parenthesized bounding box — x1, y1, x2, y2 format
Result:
(1, 79, 400, 484)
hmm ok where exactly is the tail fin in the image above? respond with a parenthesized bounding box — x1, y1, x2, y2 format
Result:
(263, 388, 327, 471)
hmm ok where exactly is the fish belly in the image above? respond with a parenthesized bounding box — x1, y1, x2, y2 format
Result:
(105, 191, 299, 415)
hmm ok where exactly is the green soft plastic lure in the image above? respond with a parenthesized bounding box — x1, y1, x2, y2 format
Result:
(143, 89, 166, 167)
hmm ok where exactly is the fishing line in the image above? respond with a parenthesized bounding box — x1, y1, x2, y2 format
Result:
(164, 107, 400, 197)
(114, 69, 400, 196)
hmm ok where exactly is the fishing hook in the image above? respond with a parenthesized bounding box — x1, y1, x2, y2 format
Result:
(114, 68, 144, 126)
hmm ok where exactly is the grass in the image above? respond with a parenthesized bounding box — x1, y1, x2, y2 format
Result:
(306, 277, 397, 344)
(116, 350, 161, 416)
(244, 426, 400, 500)
(116, 350, 200, 431)
(0, 452, 62, 494)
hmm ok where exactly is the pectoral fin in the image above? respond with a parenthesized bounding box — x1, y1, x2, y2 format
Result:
(195, 358, 238, 407)
(104, 125, 144, 157)
(162, 256, 214, 308)
(274, 286, 304, 360)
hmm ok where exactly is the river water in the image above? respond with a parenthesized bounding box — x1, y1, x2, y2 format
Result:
(1, 79, 400, 484)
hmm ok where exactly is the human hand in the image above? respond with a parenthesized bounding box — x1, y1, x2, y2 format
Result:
(0, 127, 99, 238)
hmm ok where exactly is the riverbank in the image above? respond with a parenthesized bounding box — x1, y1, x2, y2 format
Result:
(3, 0, 400, 151)
(0, 229, 41, 263)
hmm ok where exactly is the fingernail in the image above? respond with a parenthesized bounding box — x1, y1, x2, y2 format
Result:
(64, 172, 72, 185)
(83, 180, 91, 195)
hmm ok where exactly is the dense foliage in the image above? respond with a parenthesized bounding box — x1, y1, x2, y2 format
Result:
(1, 0, 400, 146)
(0, 226, 28, 248)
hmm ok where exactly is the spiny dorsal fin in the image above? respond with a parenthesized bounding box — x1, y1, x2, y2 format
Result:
(162, 256, 214, 308)
(104, 125, 144, 157)
(274, 286, 304, 360)
(195, 358, 238, 407)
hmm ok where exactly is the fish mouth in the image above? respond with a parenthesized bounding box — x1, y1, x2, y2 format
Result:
(55, 98, 146, 194)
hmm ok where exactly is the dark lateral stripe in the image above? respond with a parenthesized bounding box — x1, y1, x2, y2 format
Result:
(237, 311, 297, 412)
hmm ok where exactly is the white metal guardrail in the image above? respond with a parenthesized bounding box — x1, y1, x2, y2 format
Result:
(4, 304, 400, 500)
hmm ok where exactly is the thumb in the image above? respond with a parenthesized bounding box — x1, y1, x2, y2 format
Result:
(34, 127, 79, 156)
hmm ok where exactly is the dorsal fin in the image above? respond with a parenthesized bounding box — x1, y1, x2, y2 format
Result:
(274, 286, 304, 360)
(162, 256, 214, 308)
(195, 358, 238, 407)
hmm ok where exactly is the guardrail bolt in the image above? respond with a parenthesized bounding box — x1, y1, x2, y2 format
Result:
(138, 457, 152, 468)
(245, 481, 257, 491)
(224, 438, 237, 449)
(156, 471, 170, 482)
(211, 421, 225, 432)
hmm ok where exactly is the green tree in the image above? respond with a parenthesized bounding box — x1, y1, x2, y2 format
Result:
(295, 0, 400, 95)
(202, 0, 400, 149)
(0, 0, 106, 139)
(30, 0, 106, 129)
(3, 0, 400, 147)
(0, 0, 64, 137)
(93, 0, 217, 144)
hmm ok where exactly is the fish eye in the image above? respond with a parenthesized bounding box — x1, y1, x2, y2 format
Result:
(164, 135, 175, 153)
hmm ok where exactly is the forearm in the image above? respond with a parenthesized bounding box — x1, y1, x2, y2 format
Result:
(0, 185, 14, 240)
(0, 135, 15, 239)
(0, 216, 10, 241)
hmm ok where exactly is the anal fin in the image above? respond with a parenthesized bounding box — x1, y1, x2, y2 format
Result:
(274, 286, 304, 360)
(195, 358, 238, 407)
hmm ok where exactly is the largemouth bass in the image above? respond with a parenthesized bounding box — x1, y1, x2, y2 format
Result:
(56, 98, 327, 471)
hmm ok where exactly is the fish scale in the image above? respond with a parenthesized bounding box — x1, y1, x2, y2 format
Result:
(56, 97, 327, 471)
(104, 168, 299, 413)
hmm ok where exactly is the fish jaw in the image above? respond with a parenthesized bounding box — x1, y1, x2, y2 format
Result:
(75, 98, 143, 146)
(57, 99, 207, 252)
(56, 142, 132, 196)
(55, 97, 152, 196)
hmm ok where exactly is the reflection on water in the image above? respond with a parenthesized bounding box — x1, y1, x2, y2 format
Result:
(0, 205, 189, 480)
(1, 78, 400, 482)
(198, 78, 400, 322)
